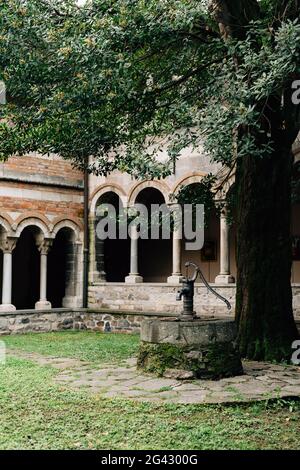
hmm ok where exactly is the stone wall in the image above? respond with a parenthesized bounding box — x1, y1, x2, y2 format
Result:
(89, 283, 236, 316)
(0, 309, 175, 336)
(0, 302, 299, 336)
(89, 283, 300, 320)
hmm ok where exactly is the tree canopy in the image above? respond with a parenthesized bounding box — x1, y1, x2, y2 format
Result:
(0, 0, 299, 176)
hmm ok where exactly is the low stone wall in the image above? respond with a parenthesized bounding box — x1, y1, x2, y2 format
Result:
(89, 283, 300, 319)
(89, 283, 237, 316)
(0, 308, 176, 336)
(1, 282, 300, 335)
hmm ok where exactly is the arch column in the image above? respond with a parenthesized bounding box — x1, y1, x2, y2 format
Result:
(125, 225, 143, 283)
(35, 238, 53, 310)
(168, 204, 183, 284)
(215, 210, 235, 284)
(0, 236, 18, 311)
(63, 241, 83, 308)
(89, 216, 106, 283)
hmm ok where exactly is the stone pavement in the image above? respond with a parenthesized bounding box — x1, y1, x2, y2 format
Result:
(7, 349, 300, 404)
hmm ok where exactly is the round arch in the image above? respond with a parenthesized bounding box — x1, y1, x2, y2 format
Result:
(0, 214, 13, 235)
(171, 172, 207, 197)
(128, 180, 170, 206)
(15, 215, 51, 238)
(90, 184, 127, 215)
(52, 218, 82, 243)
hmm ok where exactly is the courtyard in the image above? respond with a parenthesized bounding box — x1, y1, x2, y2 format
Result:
(1, 330, 300, 450)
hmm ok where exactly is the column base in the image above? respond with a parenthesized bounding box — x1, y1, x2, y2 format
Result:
(62, 296, 82, 308)
(35, 300, 52, 310)
(125, 275, 143, 284)
(0, 304, 16, 312)
(89, 271, 106, 283)
(167, 275, 184, 284)
(215, 274, 235, 284)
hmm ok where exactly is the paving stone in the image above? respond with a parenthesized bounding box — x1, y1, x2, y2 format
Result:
(9, 348, 300, 405)
(163, 369, 195, 380)
(136, 378, 178, 392)
(222, 376, 250, 384)
(173, 383, 206, 392)
(118, 390, 153, 398)
(281, 386, 300, 395)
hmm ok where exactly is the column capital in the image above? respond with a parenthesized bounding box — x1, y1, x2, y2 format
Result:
(36, 237, 53, 255)
(0, 235, 18, 254)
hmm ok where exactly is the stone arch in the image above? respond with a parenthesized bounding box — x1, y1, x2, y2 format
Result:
(52, 218, 83, 243)
(48, 222, 83, 309)
(0, 213, 14, 235)
(14, 214, 52, 238)
(12, 220, 46, 309)
(171, 172, 207, 197)
(91, 189, 130, 282)
(128, 180, 170, 205)
(90, 184, 127, 214)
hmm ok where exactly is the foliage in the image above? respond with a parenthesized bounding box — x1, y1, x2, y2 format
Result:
(176, 174, 218, 224)
(0, 1, 299, 179)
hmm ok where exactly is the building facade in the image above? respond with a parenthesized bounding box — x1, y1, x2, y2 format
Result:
(1, 142, 300, 318)
(0, 153, 84, 311)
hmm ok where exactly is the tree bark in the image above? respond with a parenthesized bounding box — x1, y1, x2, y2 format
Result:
(235, 138, 299, 360)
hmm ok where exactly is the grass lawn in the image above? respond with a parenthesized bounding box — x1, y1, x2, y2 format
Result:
(3, 330, 140, 364)
(0, 331, 299, 450)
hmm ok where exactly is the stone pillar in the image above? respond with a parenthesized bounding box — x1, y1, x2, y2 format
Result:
(168, 204, 183, 284)
(62, 240, 83, 308)
(35, 238, 53, 310)
(0, 236, 17, 311)
(89, 217, 106, 283)
(125, 225, 143, 283)
(215, 210, 235, 284)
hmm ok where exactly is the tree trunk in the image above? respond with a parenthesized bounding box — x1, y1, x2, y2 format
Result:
(235, 143, 299, 361)
(210, 0, 300, 361)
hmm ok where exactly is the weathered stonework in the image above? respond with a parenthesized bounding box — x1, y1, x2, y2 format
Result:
(89, 283, 300, 319)
(0, 308, 175, 335)
(0, 307, 299, 344)
(138, 318, 243, 380)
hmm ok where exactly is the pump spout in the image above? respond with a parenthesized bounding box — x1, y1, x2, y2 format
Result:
(176, 287, 188, 301)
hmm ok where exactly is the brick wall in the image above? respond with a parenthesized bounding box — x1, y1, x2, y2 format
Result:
(0, 182, 83, 220)
(0, 154, 84, 225)
(1, 155, 83, 183)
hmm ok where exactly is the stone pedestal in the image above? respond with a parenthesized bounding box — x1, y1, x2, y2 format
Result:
(167, 275, 183, 284)
(137, 318, 243, 380)
(35, 300, 52, 310)
(0, 304, 16, 312)
(125, 275, 143, 284)
(215, 274, 235, 284)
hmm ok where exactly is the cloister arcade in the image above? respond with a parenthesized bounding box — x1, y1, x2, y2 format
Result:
(0, 215, 83, 311)
(1, 169, 300, 313)
(89, 176, 236, 287)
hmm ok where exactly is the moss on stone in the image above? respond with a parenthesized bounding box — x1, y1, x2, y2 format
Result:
(137, 341, 243, 380)
(203, 342, 243, 379)
(137, 342, 185, 376)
